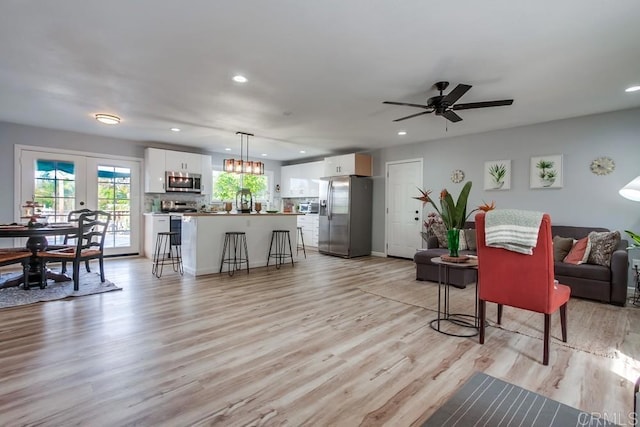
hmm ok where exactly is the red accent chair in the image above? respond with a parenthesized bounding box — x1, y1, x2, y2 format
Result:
(475, 212, 571, 365)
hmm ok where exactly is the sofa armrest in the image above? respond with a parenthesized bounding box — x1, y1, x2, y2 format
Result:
(426, 235, 440, 249)
(610, 247, 629, 306)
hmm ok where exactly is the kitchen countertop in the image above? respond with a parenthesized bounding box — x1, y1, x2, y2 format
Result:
(183, 212, 304, 217)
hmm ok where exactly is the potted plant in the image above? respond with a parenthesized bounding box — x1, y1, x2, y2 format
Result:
(414, 182, 470, 257)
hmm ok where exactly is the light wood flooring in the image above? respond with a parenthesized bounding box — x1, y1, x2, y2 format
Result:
(1, 250, 639, 426)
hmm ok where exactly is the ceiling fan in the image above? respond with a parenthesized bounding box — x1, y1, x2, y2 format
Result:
(383, 81, 514, 123)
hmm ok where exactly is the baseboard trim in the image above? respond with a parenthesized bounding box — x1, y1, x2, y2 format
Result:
(370, 251, 386, 257)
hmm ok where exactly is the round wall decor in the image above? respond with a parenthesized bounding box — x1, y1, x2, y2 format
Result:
(590, 156, 615, 175)
(451, 169, 465, 183)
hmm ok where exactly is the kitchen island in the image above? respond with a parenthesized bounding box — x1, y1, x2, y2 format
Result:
(181, 212, 301, 276)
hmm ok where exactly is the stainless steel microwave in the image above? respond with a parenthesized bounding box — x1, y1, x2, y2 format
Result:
(165, 171, 202, 193)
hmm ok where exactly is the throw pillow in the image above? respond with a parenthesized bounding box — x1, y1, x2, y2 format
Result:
(464, 229, 477, 251)
(587, 231, 621, 267)
(458, 229, 468, 251)
(430, 222, 448, 248)
(552, 236, 574, 262)
(563, 237, 591, 265)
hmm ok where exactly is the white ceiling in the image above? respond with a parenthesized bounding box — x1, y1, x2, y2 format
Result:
(1, 1, 639, 161)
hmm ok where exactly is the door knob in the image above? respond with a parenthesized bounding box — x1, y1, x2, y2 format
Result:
(80, 201, 85, 206)
(415, 210, 419, 214)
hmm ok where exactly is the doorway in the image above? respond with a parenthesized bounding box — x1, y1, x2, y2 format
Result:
(386, 159, 423, 259)
(17, 146, 142, 256)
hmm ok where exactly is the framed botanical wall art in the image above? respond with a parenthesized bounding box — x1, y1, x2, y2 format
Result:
(484, 160, 511, 190)
(530, 154, 563, 189)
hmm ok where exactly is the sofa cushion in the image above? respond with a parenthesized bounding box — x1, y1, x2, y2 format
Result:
(554, 261, 611, 282)
(586, 230, 621, 267)
(431, 222, 448, 248)
(553, 236, 574, 262)
(563, 237, 591, 264)
(465, 229, 477, 251)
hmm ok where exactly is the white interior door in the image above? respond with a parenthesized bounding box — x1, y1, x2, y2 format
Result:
(386, 159, 423, 258)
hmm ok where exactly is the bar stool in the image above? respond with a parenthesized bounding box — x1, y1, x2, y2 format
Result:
(152, 231, 183, 278)
(297, 226, 306, 258)
(219, 232, 249, 276)
(267, 230, 294, 269)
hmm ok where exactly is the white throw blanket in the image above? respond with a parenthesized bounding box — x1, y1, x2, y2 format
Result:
(485, 209, 544, 255)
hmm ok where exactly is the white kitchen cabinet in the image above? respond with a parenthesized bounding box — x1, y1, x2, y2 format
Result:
(145, 148, 210, 193)
(165, 151, 203, 174)
(145, 148, 166, 193)
(323, 153, 372, 177)
(144, 213, 171, 258)
(200, 154, 212, 197)
(281, 160, 324, 198)
(297, 213, 319, 247)
(305, 161, 323, 197)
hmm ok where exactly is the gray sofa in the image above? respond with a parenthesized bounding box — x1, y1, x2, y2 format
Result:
(413, 224, 629, 306)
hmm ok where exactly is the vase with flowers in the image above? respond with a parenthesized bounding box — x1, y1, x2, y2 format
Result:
(414, 181, 494, 258)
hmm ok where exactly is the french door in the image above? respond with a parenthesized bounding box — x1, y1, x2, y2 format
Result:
(18, 148, 141, 256)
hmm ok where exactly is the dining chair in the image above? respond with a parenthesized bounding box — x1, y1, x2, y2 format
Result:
(0, 249, 32, 288)
(475, 211, 571, 365)
(36, 210, 111, 290)
(51, 208, 93, 274)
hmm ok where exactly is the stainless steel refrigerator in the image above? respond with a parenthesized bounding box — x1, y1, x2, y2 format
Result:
(319, 176, 372, 258)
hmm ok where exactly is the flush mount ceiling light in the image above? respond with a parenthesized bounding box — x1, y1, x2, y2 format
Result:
(397, 130, 407, 136)
(232, 75, 248, 83)
(95, 114, 120, 125)
(170, 127, 181, 132)
(223, 131, 264, 175)
(625, 85, 640, 93)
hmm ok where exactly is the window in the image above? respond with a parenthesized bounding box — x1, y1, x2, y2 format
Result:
(34, 159, 76, 224)
(210, 171, 273, 206)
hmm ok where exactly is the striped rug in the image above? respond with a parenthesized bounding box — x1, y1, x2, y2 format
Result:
(422, 372, 619, 426)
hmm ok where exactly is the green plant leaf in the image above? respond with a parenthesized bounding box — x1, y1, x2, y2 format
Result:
(626, 230, 640, 246)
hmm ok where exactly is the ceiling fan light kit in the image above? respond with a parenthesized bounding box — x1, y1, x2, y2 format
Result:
(383, 81, 514, 123)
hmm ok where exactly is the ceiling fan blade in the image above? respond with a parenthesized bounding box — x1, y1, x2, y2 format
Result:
(383, 101, 431, 109)
(453, 99, 514, 110)
(442, 84, 472, 105)
(393, 110, 432, 122)
(441, 110, 463, 123)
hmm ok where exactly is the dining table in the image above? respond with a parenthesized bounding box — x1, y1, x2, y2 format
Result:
(0, 223, 79, 289)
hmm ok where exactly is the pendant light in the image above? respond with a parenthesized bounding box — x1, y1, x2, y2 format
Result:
(223, 132, 264, 175)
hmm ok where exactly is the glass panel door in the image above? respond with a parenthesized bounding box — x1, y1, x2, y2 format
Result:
(19, 148, 141, 256)
(86, 158, 141, 256)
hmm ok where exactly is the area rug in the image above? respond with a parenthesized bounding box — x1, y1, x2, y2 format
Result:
(359, 280, 639, 358)
(422, 372, 617, 426)
(0, 272, 122, 309)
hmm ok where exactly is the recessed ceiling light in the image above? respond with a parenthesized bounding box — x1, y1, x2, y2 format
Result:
(224, 148, 232, 151)
(261, 153, 267, 156)
(95, 114, 120, 125)
(625, 85, 640, 93)
(170, 127, 181, 132)
(397, 130, 407, 136)
(300, 150, 306, 154)
(233, 75, 248, 83)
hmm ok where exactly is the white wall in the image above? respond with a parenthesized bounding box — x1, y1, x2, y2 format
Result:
(371, 107, 640, 253)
